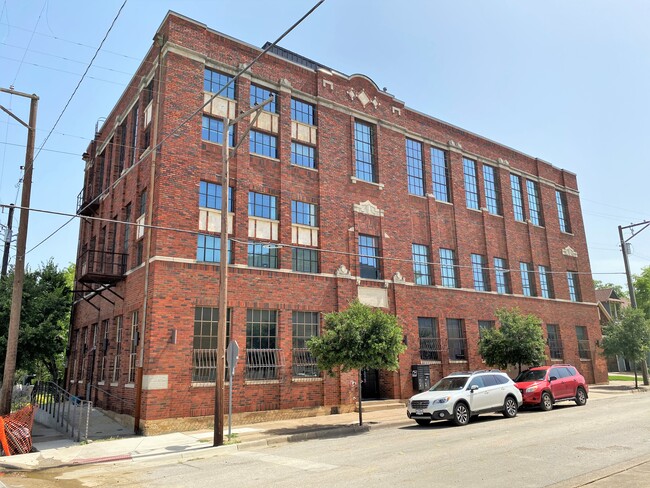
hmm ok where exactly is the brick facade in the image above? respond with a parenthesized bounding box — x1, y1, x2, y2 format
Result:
(68, 12, 607, 434)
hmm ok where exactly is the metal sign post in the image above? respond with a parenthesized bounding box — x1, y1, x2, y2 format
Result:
(226, 340, 239, 439)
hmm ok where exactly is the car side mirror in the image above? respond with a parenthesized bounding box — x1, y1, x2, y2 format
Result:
(470, 384, 479, 391)
(549, 376, 557, 381)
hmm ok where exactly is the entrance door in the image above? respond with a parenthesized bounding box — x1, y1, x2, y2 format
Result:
(361, 369, 380, 399)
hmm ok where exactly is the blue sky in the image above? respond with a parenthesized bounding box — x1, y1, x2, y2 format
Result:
(0, 0, 648, 288)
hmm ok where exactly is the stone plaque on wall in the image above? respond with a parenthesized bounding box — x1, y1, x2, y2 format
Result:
(357, 287, 389, 308)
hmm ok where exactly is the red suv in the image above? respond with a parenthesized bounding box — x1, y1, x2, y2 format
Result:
(514, 364, 588, 411)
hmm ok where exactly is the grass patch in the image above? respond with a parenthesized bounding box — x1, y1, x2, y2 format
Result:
(608, 375, 636, 381)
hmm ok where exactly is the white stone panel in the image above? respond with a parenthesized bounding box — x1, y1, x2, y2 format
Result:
(142, 374, 168, 390)
(198, 209, 233, 234)
(357, 287, 389, 308)
(253, 111, 279, 133)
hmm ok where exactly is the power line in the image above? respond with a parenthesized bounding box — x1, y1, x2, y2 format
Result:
(10, 0, 46, 85)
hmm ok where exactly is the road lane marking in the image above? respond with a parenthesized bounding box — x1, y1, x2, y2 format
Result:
(233, 451, 337, 471)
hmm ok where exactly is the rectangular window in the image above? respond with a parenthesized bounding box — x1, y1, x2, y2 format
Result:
(130, 105, 139, 167)
(494, 257, 511, 294)
(292, 311, 319, 377)
(202, 115, 234, 146)
(354, 120, 377, 183)
(117, 123, 127, 174)
(248, 192, 277, 220)
(291, 201, 318, 226)
(446, 319, 467, 361)
(418, 317, 440, 361)
(567, 271, 582, 302)
(439, 248, 458, 288)
(291, 142, 316, 168)
(246, 309, 279, 380)
(463, 158, 480, 210)
(556, 190, 572, 233)
(291, 99, 315, 125)
(471, 254, 490, 292)
(249, 130, 277, 158)
(359, 234, 381, 279)
(510, 174, 526, 222)
(406, 139, 424, 196)
(526, 179, 544, 226)
(98, 319, 109, 382)
(250, 84, 277, 113)
(520, 262, 537, 297)
(478, 320, 495, 339)
(111, 316, 122, 383)
(292, 248, 319, 273)
(197, 235, 232, 263)
(482, 165, 502, 215)
(547, 324, 563, 360)
(431, 147, 451, 202)
(576, 326, 590, 359)
(192, 307, 231, 382)
(122, 203, 131, 271)
(412, 244, 431, 286)
(538, 265, 554, 299)
(248, 243, 278, 269)
(128, 311, 138, 384)
(204, 68, 235, 99)
(199, 181, 233, 212)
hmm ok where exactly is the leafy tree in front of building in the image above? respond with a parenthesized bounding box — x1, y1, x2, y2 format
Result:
(601, 307, 650, 388)
(307, 300, 406, 425)
(478, 307, 546, 374)
(634, 266, 650, 319)
(0, 260, 73, 384)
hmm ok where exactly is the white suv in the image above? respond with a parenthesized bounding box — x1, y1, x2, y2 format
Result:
(407, 370, 523, 426)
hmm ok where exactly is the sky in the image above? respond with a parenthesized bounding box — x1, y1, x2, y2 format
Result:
(0, 0, 648, 289)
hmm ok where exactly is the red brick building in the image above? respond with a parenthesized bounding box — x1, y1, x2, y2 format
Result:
(69, 11, 607, 434)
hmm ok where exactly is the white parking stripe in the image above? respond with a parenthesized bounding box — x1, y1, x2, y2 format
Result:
(234, 451, 337, 472)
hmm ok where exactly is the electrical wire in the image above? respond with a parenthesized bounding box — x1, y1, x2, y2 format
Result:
(10, 0, 47, 85)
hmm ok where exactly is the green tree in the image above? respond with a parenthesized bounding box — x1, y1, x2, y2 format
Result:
(634, 266, 650, 319)
(0, 260, 73, 384)
(601, 307, 650, 388)
(307, 300, 406, 425)
(478, 308, 546, 374)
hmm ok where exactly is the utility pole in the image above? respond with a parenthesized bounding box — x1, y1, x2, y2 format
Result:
(214, 96, 273, 447)
(1, 204, 15, 277)
(618, 220, 650, 386)
(0, 88, 38, 415)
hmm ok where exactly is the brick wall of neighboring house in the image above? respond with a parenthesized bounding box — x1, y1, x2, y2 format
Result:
(68, 11, 607, 434)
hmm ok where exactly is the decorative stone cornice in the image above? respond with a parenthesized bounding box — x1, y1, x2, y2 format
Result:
(354, 200, 384, 217)
(562, 246, 578, 258)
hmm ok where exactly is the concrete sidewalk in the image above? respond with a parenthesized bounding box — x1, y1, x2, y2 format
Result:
(1, 381, 647, 479)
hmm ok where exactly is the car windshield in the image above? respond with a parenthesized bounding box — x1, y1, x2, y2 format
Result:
(515, 369, 547, 382)
(430, 377, 468, 391)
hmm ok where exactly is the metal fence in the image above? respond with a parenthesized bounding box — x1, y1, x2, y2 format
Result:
(419, 337, 442, 361)
(246, 349, 283, 380)
(292, 348, 319, 377)
(31, 381, 91, 442)
(193, 348, 217, 382)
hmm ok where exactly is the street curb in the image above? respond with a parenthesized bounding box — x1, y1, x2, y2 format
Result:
(545, 452, 650, 488)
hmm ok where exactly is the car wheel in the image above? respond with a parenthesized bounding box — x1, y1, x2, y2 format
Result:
(415, 419, 431, 426)
(452, 402, 470, 426)
(540, 391, 553, 411)
(502, 396, 518, 418)
(575, 387, 587, 406)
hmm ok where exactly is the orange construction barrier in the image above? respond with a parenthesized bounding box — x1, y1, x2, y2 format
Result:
(0, 404, 36, 456)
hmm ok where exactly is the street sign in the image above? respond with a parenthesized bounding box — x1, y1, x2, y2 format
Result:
(226, 340, 239, 377)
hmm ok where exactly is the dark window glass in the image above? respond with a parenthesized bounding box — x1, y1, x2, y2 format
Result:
(431, 147, 451, 202)
(359, 234, 381, 279)
(547, 324, 563, 360)
(354, 120, 376, 183)
(406, 139, 424, 196)
(526, 179, 544, 226)
(567, 271, 582, 302)
(292, 311, 319, 377)
(292, 248, 319, 273)
(291, 99, 315, 125)
(478, 320, 495, 339)
(248, 192, 277, 220)
(250, 130, 277, 158)
(439, 248, 458, 288)
(538, 265, 554, 299)
(471, 254, 490, 291)
(204, 68, 235, 99)
(463, 158, 480, 210)
(482, 375, 498, 387)
(192, 307, 230, 382)
(510, 174, 526, 222)
(291, 201, 317, 226)
(483, 165, 502, 215)
(446, 319, 467, 360)
(556, 190, 572, 233)
(247, 243, 278, 269)
(418, 317, 440, 361)
(412, 244, 431, 285)
(250, 85, 277, 113)
(520, 262, 537, 297)
(246, 309, 278, 380)
(291, 142, 316, 168)
(202, 115, 234, 146)
(199, 181, 233, 212)
(494, 257, 511, 294)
